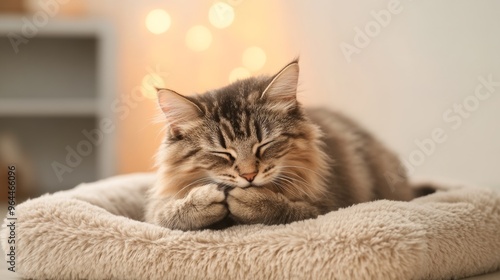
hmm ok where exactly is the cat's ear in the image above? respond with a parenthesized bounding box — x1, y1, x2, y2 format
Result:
(157, 88, 203, 136)
(261, 60, 299, 107)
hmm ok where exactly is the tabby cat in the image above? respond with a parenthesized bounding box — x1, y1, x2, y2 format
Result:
(145, 60, 418, 231)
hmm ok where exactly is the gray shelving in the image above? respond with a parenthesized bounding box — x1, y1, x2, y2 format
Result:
(0, 16, 116, 196)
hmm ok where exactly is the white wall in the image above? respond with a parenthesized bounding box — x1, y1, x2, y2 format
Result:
(39, 0, 499, 186)
(285, 0, 500, 187)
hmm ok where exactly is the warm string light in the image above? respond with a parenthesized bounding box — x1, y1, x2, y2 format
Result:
(208, 2, 235, 29)
(242, 46, 266, 71)
(145, 9, 171, 34)
(229, 67, 251, 83)
(186, 25, 213, 52)
(144, 5, 268, 84)
(141, 73, 165, 99)
(229, 47, 267, 83)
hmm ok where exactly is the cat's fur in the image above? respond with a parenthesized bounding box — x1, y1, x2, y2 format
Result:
(145, 60, 415, 231)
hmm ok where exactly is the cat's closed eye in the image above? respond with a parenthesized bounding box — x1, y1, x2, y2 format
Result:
(255, 140, 275, 158)
(259, 140, 289, 159)
(210, 151, 235, 162)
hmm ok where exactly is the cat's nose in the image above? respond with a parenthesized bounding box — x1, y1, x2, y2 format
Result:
(239, 172, 258, 182)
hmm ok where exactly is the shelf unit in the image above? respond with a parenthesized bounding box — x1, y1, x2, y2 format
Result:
(0, 16, 116, 195)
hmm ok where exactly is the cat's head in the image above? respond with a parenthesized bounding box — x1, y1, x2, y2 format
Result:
(156, 60, 327, 199)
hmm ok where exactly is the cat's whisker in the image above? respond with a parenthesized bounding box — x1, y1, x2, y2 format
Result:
(277, 173, 310, 192)
(275, 175, 310, 199)
(277, 173, 323, 200)
(170, 177, 213, 198)
(181, 178, 214, 193)
(270, 181, 287, 195)
(273, 178, 299, 198)
(279, 165, 329, 182)
(279, 171, 312, 186)
(271, 176, 293, 192)
(279, 171, 329, 199)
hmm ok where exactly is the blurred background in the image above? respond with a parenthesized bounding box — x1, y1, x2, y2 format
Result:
(1, 0, 499, 201)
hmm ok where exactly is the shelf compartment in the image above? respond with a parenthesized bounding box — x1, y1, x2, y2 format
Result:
(0, 98, 97, 116)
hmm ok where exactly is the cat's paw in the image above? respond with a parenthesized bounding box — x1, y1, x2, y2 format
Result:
(227, 187, 284, 225)
(188, 183, 226, 205)
(184, 184, 228, 229)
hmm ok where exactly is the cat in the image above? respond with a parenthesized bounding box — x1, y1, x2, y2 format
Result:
(145, 59, 423, 231)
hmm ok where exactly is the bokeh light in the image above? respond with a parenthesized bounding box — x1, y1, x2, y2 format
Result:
(145, 9, 171, 34)
(242, 46, 267, 71)
(141, 73, 165, 99)
(186, 25, 213, 52)
(229, 67, 251, 83)
(208, 2, 235, 29)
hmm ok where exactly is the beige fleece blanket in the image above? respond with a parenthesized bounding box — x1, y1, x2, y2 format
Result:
(2, 173, 500, 280)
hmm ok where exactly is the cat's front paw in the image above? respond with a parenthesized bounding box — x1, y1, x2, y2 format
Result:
(227, 187, 284, 225)
(184, 183, 228, 229)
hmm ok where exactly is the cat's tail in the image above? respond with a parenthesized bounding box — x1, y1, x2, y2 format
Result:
(412, 183, 437, 197)
(411, 178, 466, 198)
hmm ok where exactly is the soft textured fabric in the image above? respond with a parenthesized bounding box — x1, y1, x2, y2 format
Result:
(1, 173, 500, 280)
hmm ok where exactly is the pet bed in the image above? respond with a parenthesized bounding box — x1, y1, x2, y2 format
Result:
(2, 173, 500, 279)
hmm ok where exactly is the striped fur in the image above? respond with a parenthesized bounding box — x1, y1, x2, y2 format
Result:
(145, 60, 413, 231)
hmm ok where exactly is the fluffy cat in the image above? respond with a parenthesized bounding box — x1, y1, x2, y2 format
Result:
(145, 60, 418, 231)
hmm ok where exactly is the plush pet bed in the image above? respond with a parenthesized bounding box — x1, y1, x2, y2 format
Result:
(2, 173, 500, 280)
